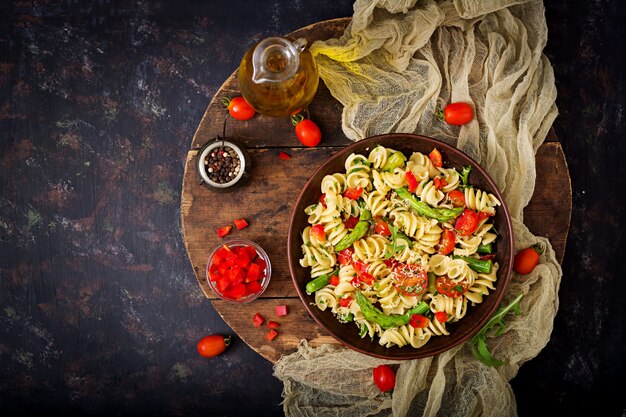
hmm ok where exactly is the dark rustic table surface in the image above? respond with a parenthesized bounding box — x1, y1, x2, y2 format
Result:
(1, 1, 624, 416)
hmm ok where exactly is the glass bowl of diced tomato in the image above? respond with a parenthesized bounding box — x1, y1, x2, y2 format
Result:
(207, 239, 271, 302)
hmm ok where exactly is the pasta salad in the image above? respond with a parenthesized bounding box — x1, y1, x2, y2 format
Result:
(299, 146, 502, 349)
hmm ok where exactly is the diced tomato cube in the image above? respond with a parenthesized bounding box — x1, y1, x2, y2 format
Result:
(215, 278, 230, 293)
(246, 281, 263, 295)
(404, 170, 418, 193)
(329, 275, 340, 286)
(319, 193, 326, 208)
(245, 263, 261, 282)
(216, 225, 232, 238)
(227, 283, 246, 300)
(225, 251, 238, 266)
(244, 245, 258, 260)
(234, 218, 249, 230)
(338, 296, 352, 308)
(254, 257, 267, 271)
(253, 313, 265, 327)
(435, 312, 448, 323)
(343, 187, 363, 200)
(235, 251, 251, 269)
(267, 321, 279, 329)
(275, 305, 288, 316)
(218, 262, 229, 276)
(265, 329, 278, 341)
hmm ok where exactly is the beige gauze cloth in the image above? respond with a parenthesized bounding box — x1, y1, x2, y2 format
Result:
(274, 1, 562, 416)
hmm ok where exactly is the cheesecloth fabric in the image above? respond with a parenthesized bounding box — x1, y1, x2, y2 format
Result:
(273, 1, 562, 416)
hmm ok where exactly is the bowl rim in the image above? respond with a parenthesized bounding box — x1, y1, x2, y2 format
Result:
(287, 133, 514, 359)
(207, 238, 272, 303)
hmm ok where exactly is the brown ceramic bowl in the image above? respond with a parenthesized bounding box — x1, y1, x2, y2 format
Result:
(287, 133, 514, 360)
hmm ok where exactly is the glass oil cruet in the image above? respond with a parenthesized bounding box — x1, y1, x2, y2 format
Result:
(238, 37, 319, 117)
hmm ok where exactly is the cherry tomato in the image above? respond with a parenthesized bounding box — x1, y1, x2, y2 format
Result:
(409, 314, 429, 329)
(374, 218, 391, 236)
(291, 115, 321, 147)
(197, 335, 231, 358)
(455, 209, 479, 236)
(429, 148, 443, 167)
(373, 365, 396, 392)
(435, 275, 467, 298)
(393, 263, 427, 296)
(448, 190, 466, 207)
(338, 247, 354, 266)
(514, 244, 543, 274)
(439, 102, 474, 126)
(221, 96, 255, 121)
(438, 229, 456, 255)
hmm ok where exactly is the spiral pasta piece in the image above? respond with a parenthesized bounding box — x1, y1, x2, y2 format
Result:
(408, 151, 439, 179)
(324, 217, 348, 247)
(429, 293, 468, 322)
(415, 180, 445, 207)
(321, 173, 347, 195)
(426, 317, 450, 336)
(381, 167, 407, 189)
(437, 167, 460, 193)
(464, 188, 501, 215)
(364, 190, 391, 218)
(379, 325, 431, 348)
(352, 235, 389, 262)
(345, 153, 371, 174)
(465, 262, 499, 305)
(368, 145, 388, 169)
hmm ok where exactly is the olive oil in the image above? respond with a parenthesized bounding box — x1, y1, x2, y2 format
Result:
(238, 37, 319, 117)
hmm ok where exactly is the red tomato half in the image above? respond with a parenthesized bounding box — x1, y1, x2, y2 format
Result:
(435, 275, 467, 298)
(448, 190, 466, 207)
(393, 263, 427, 296)
(338, 248, 354, 266)
(455, 209, 479, 236)
(438, 229, 456, 255)
(310, 224, 326, 242)
(197, 335, 231, 358)
(374, 218, 391, 236)
(373, 365, 396, 392)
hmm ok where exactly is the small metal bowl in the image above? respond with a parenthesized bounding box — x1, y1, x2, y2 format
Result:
(197, 138, 251, 191)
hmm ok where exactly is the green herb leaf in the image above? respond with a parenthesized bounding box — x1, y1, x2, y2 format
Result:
(469, 293, 524, 368)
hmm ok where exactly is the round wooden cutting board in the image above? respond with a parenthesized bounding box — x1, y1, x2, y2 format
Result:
(180, 18, 571, 363)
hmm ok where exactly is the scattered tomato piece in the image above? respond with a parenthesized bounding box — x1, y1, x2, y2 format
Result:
(275, 305, 288, 316)
(429, 148, 443, 168)
(216, 225, 232, 238)
(265, 329, 278, 341)
(329, 275, 340, 286)
(234, 218, 249, 230)
(435, 312, 448, 323)
(253, 313, 265, 327)
(267, 321, 279, 329)
(279, 151, 291, 160)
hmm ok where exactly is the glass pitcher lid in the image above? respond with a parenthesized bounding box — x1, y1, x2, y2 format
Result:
(251, 37, 307, 84)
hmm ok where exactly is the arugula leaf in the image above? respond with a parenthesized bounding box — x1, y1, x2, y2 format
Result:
(385, 224, 408, 258)
(459, 165, 472, 189)
(469, 293, 524, 367)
